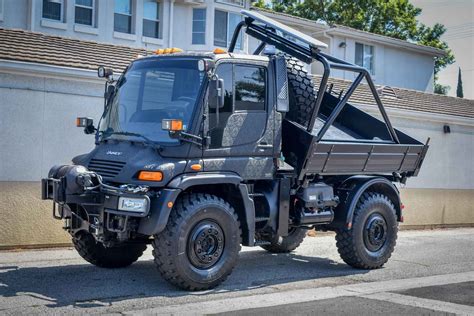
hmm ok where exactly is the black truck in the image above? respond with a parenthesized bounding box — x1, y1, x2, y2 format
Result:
(41, 10, 429, 290)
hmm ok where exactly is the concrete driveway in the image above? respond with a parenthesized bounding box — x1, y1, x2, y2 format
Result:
(0, 228, 473, 315)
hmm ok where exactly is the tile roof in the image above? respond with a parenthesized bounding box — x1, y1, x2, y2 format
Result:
(313, 76, 474, 119)
(0, 28, 472, 119)
(0, 28, 146, 73)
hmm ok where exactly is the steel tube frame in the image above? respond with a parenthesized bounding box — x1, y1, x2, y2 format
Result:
(230, 17, 400, 144)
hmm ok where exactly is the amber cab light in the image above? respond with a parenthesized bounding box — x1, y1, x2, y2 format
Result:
(162, 119, 183, 131)
(213, 48, 227, 54)
(138, 171, 163, 182)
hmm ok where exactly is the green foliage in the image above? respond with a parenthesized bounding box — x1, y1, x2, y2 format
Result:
(456, 67, 464, 98)
(258, 0, 455, 79)
(434, 83, 450, 95)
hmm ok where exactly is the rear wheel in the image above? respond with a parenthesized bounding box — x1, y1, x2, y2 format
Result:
(153, 193, 241, 291)
(260, 227, 307, 253)
(335, 192, 398, 269)
(72, 232, 146, 268)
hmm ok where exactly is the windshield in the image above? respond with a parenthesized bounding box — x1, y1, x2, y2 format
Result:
(100, 58, 205, 143)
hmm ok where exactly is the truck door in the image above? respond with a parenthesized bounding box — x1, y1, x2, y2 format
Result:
(203, 62, 275, 180)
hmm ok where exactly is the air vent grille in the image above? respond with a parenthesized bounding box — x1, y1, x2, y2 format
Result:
(88, 159, 126, 178)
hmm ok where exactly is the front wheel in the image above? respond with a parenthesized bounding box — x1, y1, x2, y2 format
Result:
(335, 192, 398, 269)
(153, 193, 241, 291)
(73, 232, 147, 268)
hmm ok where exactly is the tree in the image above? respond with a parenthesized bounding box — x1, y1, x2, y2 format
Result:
(456, 67, 464, 98)
(434, 83, 450, 95)
(255, 0, 455, 84)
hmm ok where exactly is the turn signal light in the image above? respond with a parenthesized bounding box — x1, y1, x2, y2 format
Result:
(138, 171, 163, 182)
(162, 119, 183, 131)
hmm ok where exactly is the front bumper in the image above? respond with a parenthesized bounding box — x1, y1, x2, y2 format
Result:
(41, 177, 151, 217)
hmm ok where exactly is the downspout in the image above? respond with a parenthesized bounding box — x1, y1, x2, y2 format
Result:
(168, 0, 174, 47)
(311, 29, 334, 75)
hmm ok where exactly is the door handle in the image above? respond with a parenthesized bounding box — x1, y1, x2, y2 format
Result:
(257, 142, 273, 149)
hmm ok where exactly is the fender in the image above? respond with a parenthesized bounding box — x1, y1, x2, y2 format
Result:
(138, 172, 255, 244)
(330, 176, 402, 229)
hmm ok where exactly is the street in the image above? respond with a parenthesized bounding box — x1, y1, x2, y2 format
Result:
(1, 228, 473, 315)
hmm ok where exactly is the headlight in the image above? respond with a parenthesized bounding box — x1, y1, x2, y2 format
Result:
(118, 197, 149, 213)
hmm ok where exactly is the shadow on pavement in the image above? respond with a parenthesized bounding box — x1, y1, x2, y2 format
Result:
(0, 248, 368, 309)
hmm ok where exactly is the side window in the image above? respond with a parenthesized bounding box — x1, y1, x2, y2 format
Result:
(234, 66, 266, 111)
(209, 63, 267, 149)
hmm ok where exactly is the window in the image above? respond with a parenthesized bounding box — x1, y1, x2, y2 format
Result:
(114, 0, 132, 34)
(42, 0, 64, 22)
(235, 66, 266, 111)
(192, 8, 206, 45)
(0, 0, 4, 21)
(143, 0, 160, 38)
(355, 43, 375, 75)
(214, 10, 243, 49)
(215, 0, 244, 7)
(75, 0, 95, 26)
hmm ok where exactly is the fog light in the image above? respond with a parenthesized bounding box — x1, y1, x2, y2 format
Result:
(118, 197, 149, 213)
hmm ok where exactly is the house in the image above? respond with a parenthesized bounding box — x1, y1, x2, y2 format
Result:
(0, 1, 443, 92)
(252, 8, 445, 93)
(0, 27, 472, 248)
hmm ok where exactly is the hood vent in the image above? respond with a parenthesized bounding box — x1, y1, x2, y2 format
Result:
(88, 158, 126, 178)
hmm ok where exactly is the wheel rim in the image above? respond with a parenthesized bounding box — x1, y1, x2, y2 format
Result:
(187, 220, 225, 269)
(363, 213, 388, 252)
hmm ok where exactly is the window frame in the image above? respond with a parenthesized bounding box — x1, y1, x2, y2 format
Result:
(114, 0, 133, 34)
(142, 0, 161, 39)
(42, 0, 65, 22)
(214, 9, 243, 50)
(74, 0, 95, 27)
(355, 42, 375, 76)
(192, 8, 206, 45)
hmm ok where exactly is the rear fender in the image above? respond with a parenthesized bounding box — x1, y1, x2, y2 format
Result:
(330, 176, 402, 230)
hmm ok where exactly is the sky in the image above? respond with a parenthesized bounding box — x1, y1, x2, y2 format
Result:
(411, 0, 474, 99)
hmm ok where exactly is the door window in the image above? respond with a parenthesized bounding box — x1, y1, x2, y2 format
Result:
(209, 63, 267, 149)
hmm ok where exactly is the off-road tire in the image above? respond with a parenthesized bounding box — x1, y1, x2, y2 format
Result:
(285, 56, 317, 127)
(72, 232, 147, 268)
(335, 192, 398, 269)
(153, 193, 241, 291)
(260, 227, 307, 253)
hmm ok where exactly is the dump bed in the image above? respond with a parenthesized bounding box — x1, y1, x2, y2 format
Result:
(282, 93, 429, 180)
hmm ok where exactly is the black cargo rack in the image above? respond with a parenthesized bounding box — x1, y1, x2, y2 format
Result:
(229, 10, 429, 182)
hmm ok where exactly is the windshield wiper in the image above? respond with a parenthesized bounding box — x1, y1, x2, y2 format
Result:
(101, 131, 161, 149)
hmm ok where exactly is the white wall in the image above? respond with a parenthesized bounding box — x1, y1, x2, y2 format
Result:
(0, 0, 250, 52)
(311, 34, 435, 92)
(0, 71, 103, 181)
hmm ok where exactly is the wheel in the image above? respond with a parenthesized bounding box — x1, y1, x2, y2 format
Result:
(153, 193, 241, 291)
(260, 227, 307, 253)
(285, 56, 318, 127)
(72, 232, 147, 268)
(335, 192, 398, 269)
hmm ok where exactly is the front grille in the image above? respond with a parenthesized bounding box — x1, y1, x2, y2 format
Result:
(88, 159, 126, 178)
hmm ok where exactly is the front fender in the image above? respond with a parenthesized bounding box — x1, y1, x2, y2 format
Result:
(138, 172, 247, 236)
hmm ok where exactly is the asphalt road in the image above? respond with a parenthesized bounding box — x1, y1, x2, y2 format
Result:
(1, 228, 473, 315)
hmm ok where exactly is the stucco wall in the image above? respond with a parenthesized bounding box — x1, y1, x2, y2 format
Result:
(0, 69, 472, 248)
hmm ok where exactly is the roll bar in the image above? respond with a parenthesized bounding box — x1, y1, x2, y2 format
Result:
(229, 10, 400, 144)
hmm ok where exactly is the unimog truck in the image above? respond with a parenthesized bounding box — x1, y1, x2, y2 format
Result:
(42, 10, 429, 290)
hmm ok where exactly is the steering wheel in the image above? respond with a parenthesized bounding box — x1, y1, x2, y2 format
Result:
(177, 96, 196, 104)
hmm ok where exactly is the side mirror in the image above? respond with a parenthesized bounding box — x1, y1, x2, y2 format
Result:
(76, 117, 95, 134)
(98, 66, 113, 80)
(209, 77, 225, 109)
